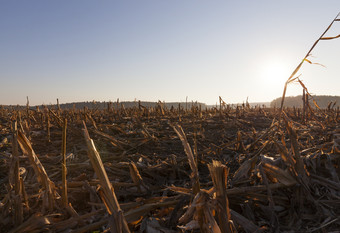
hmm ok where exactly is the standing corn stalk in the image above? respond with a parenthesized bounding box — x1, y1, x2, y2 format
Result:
(279, 12, 340, 118)
(208, 160, 234, 233)
(61, 119, 68, 207)
(82, 122, 130, 233)
(172, 124, 200, 195)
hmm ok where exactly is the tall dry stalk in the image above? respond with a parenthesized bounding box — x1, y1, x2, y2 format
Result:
(61, 119, 68, 207)
(82, 121, 130, 233)
(11, 121, 23, 224)
(26, 96, 29, 119)
(11, 121, 20, 194)
(172, 124, 200, 195)
(47, 114, 51, 143)
(279, 12, 340, 117)
(17, 130, 56, 212)
(208, 160, 234, 233)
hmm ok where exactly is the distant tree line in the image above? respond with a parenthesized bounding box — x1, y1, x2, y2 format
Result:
(2, 96, 339, 110)
(45, 101, 207, 110)
(270, 95, 340, 108)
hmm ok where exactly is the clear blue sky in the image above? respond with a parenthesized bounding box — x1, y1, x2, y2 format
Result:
(1, 1, 339, 105)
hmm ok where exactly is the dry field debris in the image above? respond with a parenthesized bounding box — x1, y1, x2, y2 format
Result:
(0, 102, 339, 232)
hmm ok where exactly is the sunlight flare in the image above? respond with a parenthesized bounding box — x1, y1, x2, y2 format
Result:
(260, 61, 289, 87)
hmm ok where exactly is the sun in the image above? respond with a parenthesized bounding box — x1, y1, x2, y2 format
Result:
(260, 61, 289, 86)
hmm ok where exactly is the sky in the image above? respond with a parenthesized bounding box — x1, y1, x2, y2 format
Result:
(0, 1, 339, 105)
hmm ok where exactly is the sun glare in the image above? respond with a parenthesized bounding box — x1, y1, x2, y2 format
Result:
(261, 62, 289, 86)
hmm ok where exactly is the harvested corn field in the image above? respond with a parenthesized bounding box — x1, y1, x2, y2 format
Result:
(0, 104, 339, 232)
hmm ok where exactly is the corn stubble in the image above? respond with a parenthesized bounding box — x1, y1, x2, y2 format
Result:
(0, 97, 339, 232)
(1, 13, 340, 233)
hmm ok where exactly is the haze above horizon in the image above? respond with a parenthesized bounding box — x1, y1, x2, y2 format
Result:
(1, 1, 339, 106)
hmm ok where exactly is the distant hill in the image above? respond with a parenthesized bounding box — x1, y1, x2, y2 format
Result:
(41, 101, 207, 110)
(3, 96, 338, 110)
(0, 100, 272, 110)
(270, 95, 340, 108)
(207, 102, 270, 108)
